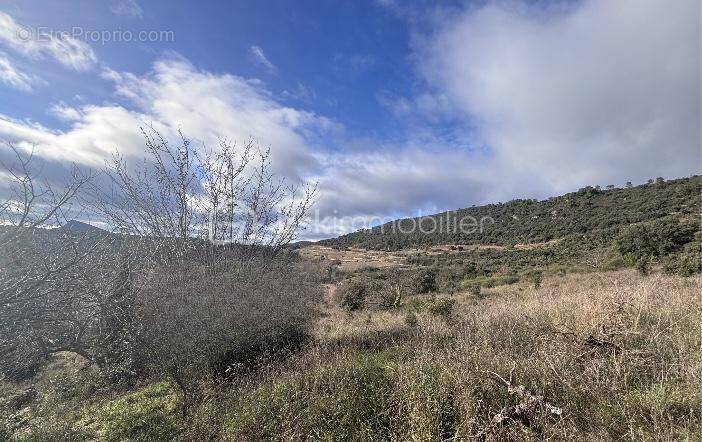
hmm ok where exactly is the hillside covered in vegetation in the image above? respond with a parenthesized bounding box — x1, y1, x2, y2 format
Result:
(323, 176, 701, 250)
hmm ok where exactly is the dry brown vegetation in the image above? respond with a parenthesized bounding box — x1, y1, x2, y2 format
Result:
(4, 268, 701, 440)
(299, 243, 553, 272)
(299, 245, 409, 271)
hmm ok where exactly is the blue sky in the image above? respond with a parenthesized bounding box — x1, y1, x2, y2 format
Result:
(0, 0, 700, 239)
(1, 0, 425, 138)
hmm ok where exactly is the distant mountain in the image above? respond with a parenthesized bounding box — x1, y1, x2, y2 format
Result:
(60, 220, 110, 235)
(322, 176, 701, 251)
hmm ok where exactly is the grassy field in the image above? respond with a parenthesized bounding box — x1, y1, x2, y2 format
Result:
(2, 267, 700, 440)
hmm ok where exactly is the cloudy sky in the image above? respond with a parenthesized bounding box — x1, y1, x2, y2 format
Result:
(0, 0, 699, 239)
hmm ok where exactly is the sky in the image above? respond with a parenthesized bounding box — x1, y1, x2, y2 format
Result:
(0, 0, 700, 239)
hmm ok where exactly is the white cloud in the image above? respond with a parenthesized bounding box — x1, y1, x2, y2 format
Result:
(310, 0, 702, 238)
(49, 103, 83, 121)
(377, 91, 455, 121)
(0, 54, 335, 182)
(0, 11, 97, 71)
(419, 0, 701, 193)
(282, 82, 316, 103)
(0, 53, 38, 91)
(315, 147, 493, 218)
(249, 45, 277, 73)
(110, 0, 144, 19)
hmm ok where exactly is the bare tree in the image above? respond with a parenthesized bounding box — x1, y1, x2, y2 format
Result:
(88, 127, 320, 409)
(91, 126, 316, 265)
(0, 128, 320, 395)
(0, 144, 101, 379)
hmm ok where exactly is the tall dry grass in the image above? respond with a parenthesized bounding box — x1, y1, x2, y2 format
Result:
(219, 269, 702, 440)
(3, 269, 701, 440)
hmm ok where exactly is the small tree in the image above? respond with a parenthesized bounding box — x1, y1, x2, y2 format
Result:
(0, 144, 104, 379)
(414, 268, 438, 294)
(89, 127, 318, 409)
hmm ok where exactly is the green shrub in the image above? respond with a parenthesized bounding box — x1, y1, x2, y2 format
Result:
(427, 299, 455, 318)
(461, 274, 519, 290)
(467, 283, 481, 298)
(602, 257, 625, 271)
(662, 247, 702, 277)
(404, 297, 428, 313)
(414, 269, 438, 294)
(636, 255, 650, 276)
(554, 265, 568, 276)
(339, 279, 369, 311)
(529, 270, 543, 289)
(622, 252, 637, 267)
(618, 218, 698, 260)
(404, 312, 418, 327)
(497, 275, 520, 285)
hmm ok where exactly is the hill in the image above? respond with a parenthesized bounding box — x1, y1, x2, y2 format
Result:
(322, 176, 701, 250)
(60, 220, 110, 235)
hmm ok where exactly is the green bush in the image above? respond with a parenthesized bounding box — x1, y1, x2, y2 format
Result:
(427, 299, 455, 318)
(636, 256, 650, 276)
(622, 252, 637, 267)
(414, 269, 438, 294)
(602, 257, 625, 271)
(339, 279, 369, 311)
(528, 270, 543, 289)
(404, 312, 418, 327)
(467, 283, 481, 298)
(618, 218, 698, 260)
(663, 247, 702, 277)
(404, 297, 428, 314)
(462, 274, 519, 289)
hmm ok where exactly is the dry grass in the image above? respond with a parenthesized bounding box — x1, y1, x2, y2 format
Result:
(298, 243, 550, 271)
(222, 269, 702, 440)
(299, 246, 408, 271)
(3, 269, 701, 440)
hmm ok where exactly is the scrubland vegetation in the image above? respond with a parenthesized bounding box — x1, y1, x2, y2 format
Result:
(3, 270, 701, 440)
(324, 176, 701, 252)
(1, 134, 700, 440)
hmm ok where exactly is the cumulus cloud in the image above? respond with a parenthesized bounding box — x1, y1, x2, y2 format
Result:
(0, 54, 335, 185)
(0, 53, 39, 91)
(110, 0, 144, 19)
(419, 0, 701, 193)
(316, 148, 492, 217)
(49, 103, 83, 121)
(0, 11, 97, 71)
(310, 0, 701, 238)
(249, 45, 277, 73)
